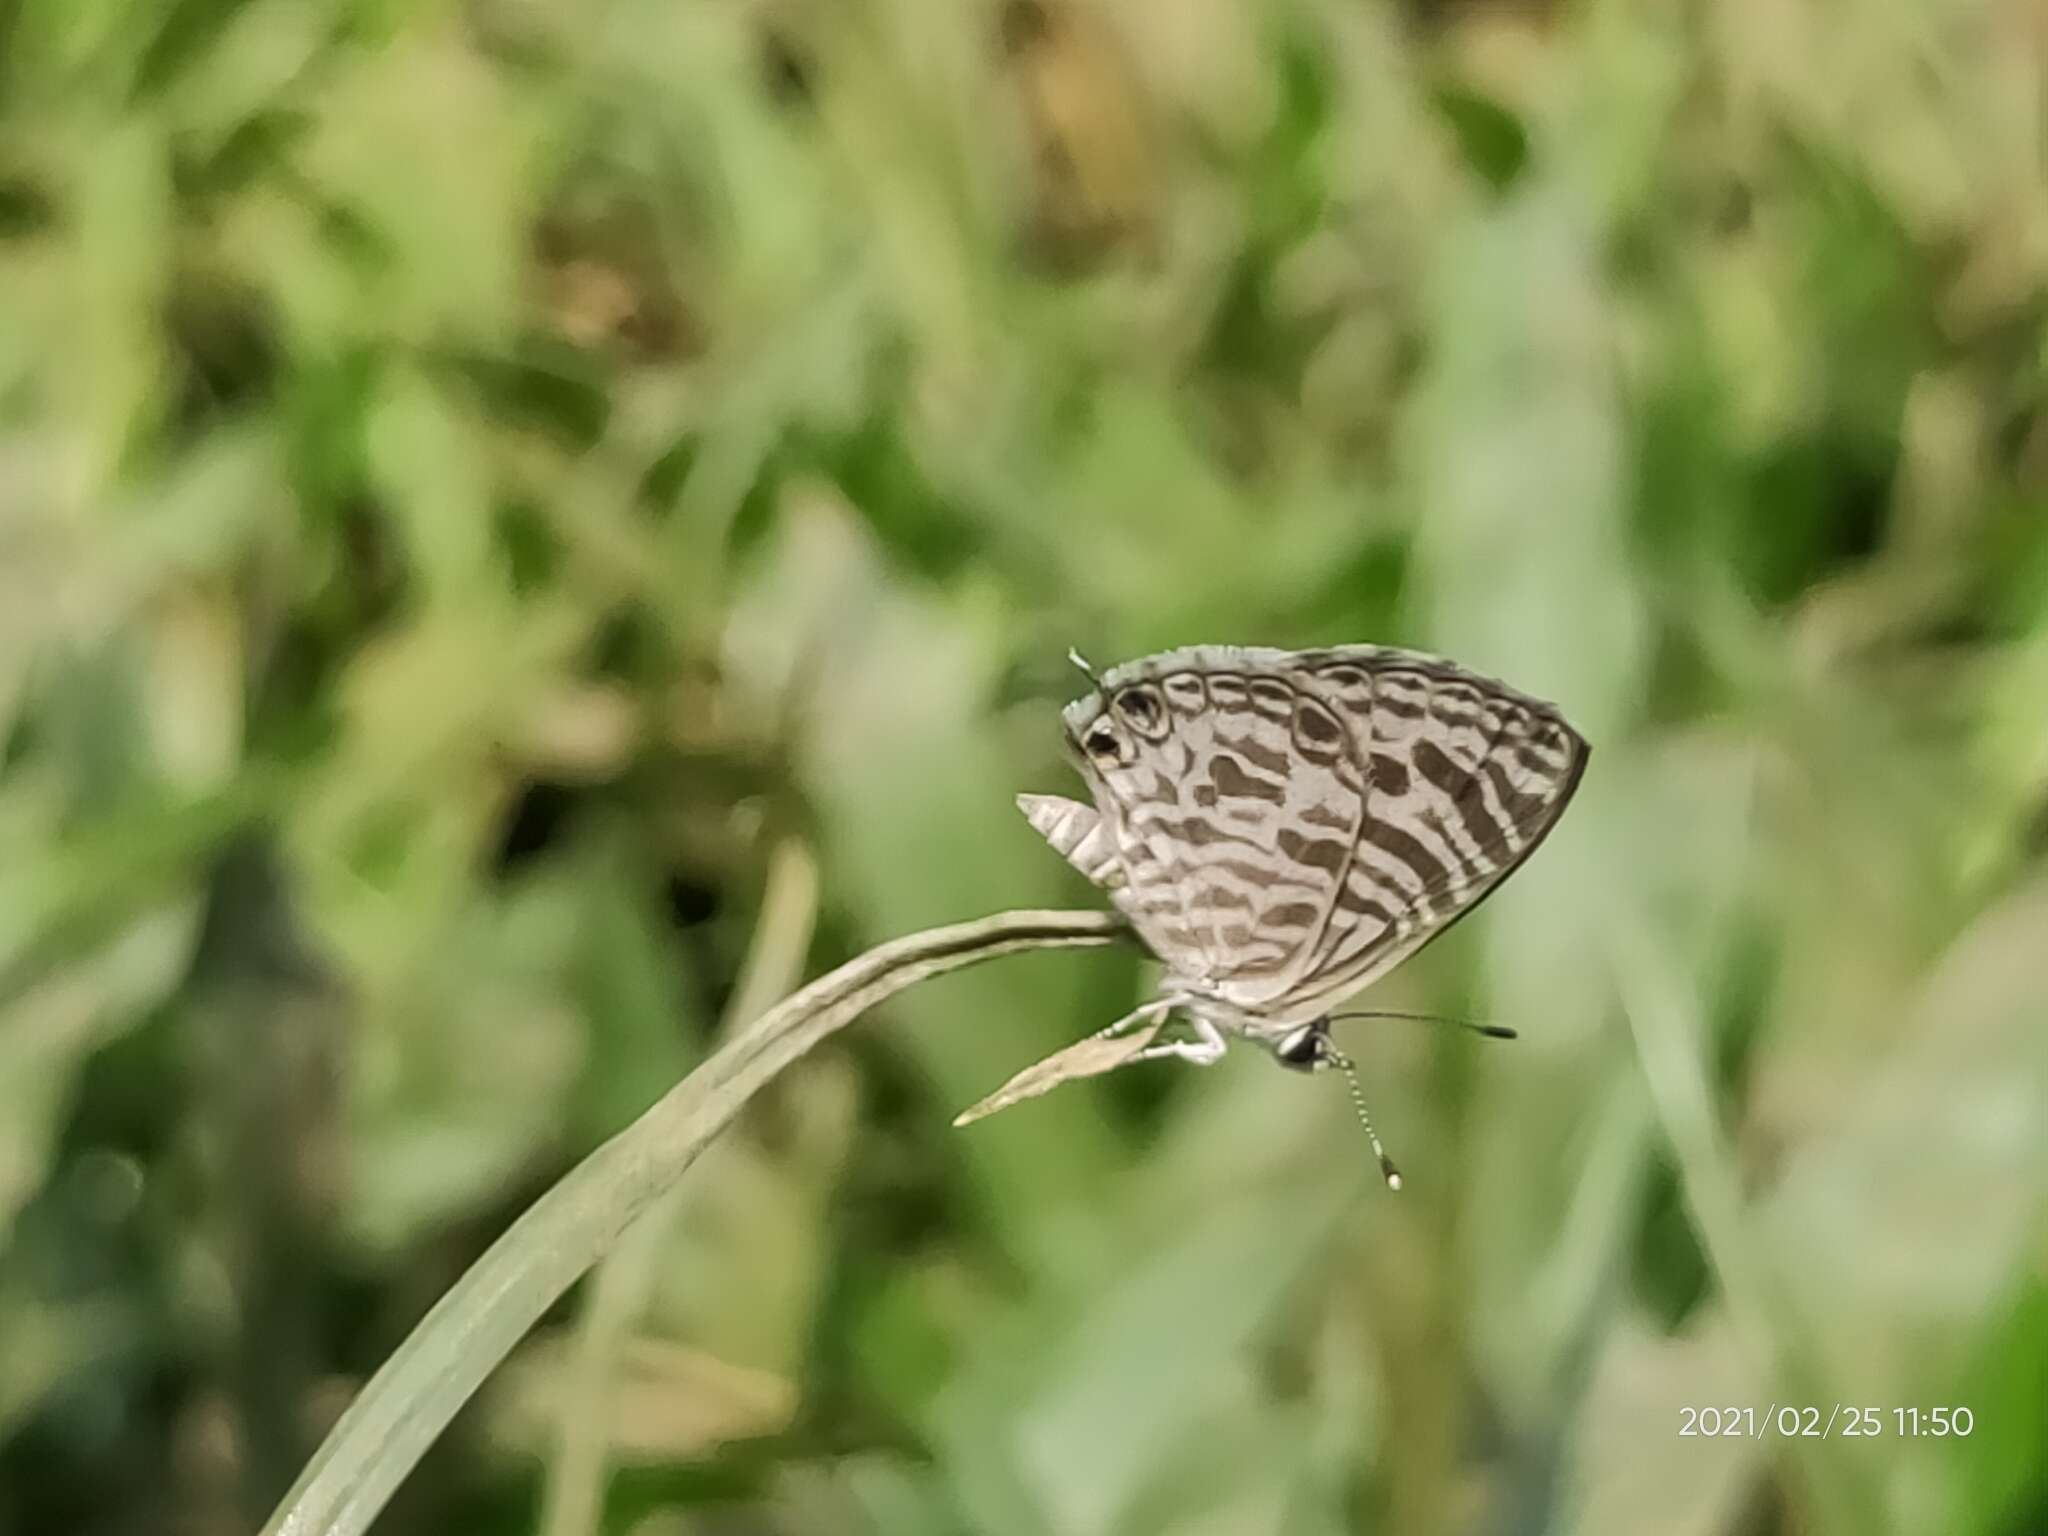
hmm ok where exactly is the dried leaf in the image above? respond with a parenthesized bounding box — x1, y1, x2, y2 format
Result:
(952, 1020, 1164, 1126)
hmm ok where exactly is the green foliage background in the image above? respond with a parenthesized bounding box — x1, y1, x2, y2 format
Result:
(2, 0, 2044, 1533)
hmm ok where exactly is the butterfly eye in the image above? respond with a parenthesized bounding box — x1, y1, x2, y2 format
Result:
(1275, 1024, 1326, 1071)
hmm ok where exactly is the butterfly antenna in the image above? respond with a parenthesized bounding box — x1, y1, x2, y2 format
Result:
(1067, 648, 1100, 686)
(1325, 1049, 1402, 1192)
(1328, 1008, 1517, 1041)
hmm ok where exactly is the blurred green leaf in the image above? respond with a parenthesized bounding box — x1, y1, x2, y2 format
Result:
(0, 905, 198, 1237)
(934, 1174, 1350, 1536)
(1431, 84, 1528, 195)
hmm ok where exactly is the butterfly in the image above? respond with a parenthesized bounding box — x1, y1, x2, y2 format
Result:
(954, 643, 1590, 1187)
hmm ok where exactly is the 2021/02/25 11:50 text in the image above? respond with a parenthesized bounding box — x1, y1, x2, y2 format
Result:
(1679, 1405, 1975, 1438)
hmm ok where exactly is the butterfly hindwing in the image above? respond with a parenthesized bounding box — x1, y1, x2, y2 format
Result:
(1072, 662, 1367, 999)
(1017, 794, 1124, 890)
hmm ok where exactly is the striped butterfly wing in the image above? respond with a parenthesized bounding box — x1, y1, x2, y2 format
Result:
(1056, 652, 1371, 1000)
(1017, 793, 1126, 891)
(1277, 648, 1589, 1016)
(1016, 791, 1222, 975)
(1037, 646, 1586, 1023)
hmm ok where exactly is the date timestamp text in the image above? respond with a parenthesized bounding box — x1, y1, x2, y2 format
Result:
(1679, 1405, 1974, 1439)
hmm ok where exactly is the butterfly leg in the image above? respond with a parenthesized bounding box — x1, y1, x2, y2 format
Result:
(1131, 1014, 1227, 1066)
(1090, 996, 1178, 1041)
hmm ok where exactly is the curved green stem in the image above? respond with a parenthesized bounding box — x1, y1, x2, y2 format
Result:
(263, 908, 1127, 1536)
(539, 838, 822, 1536)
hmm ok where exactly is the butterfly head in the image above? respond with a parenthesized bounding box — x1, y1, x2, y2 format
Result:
(1273, 1019, 1336, 1072)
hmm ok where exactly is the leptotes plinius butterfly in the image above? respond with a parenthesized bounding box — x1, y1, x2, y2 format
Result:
(955, 644, 1590, 1188)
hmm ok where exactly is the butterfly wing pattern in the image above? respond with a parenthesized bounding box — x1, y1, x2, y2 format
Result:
(961, 644, 1588, 1124)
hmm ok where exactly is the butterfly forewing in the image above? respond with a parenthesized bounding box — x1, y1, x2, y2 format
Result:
(1279, 652, 1586, 1013)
